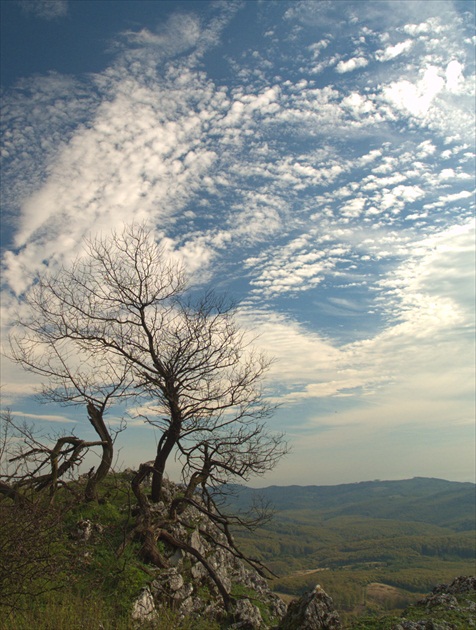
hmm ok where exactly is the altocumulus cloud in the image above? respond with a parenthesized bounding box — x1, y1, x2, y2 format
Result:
(1, 0, 474, 484)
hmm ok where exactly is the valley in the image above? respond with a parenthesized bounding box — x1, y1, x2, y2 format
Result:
(225, 477, 475, 625)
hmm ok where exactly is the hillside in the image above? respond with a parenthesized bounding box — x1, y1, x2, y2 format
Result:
(223, 477, 476, 623)
(1, 475, 474, 628)
(224, 477, 475, 528)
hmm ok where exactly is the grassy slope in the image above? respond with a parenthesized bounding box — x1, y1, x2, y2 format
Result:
(1, 476, 473, 629)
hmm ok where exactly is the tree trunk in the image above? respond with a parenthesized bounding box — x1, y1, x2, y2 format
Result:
(84, 402, 114, 502)
(151, 426, 178, 502)
(151, 391, 182, 501)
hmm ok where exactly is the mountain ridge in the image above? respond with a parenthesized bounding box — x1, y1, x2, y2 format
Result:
(223, 477, 475, 531)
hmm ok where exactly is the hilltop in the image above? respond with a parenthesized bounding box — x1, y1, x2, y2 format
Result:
(1, 475, 474, 628)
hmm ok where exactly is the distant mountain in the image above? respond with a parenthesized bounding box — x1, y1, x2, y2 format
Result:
(223, 477, 475, 531)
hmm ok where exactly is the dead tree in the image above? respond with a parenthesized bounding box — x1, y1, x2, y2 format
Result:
(9, 223, 286, 504)
(0, 410, 107, 501)
(9, 328, 131, 501)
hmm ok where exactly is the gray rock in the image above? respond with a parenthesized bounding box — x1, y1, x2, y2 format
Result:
(131, 587, 157, 622)
(75, 519, 103, 541)
(167, 547, 183, 566)
(392, 576, 476, 630)
(230, 598, 263, 629)
(131, 480, 288, 628)
(433, 576, 476, 595)
(190, 529, 205, 555)
(278, 584, 341, 630)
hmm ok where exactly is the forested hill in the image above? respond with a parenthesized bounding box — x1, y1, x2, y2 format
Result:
(224, 477, 475, 531)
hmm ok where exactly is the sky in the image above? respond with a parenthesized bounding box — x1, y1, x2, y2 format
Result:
(0, 0, 475, 487)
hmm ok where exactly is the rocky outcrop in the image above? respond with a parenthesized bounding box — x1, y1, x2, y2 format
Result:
(431, 576, 476, 596)
(130, 480, 287, 628)
(131, 587, 157, 623)
(129, 485, 475, 630)
(278, 584, 341, 630)
(392, 576, 476, 630)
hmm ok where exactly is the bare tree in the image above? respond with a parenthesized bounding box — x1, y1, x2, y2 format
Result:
(6, 224, 288, 613)
(9, 223, 286, 504)
(0, 409, 112, 502)
(135, 290, 282, 501)
(8, 340, 130, 501)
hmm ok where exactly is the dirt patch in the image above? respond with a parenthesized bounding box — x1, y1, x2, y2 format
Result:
(366, 582, 411, 609)
(367, 582, 401, 598)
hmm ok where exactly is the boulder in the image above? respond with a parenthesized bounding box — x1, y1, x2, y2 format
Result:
(278, 584, 341, 630)
(131, 587, 157, 623)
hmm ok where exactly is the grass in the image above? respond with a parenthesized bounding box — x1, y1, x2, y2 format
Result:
(0, 590, 221, 630)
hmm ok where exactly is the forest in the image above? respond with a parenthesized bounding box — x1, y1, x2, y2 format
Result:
(227, 477, 475, 623)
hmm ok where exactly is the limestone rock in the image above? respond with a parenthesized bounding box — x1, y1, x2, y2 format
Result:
(278, 584, 341, 630)
(432, 576, 476, 596)
(230, 598, 264, 629)
(392, 576, 476, 630)
(131, 587, 157, 623)
(75, 519, 103, 541)
(130, 480, 287, 629)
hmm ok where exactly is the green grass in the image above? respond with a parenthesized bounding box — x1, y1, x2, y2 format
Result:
(0, 590, 221, 630)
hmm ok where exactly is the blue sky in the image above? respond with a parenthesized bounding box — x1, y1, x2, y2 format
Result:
(1, 0, 474, 486)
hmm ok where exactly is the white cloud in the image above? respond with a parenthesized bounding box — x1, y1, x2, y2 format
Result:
(376, 39, 413, 61)
(240, 219, 475, 418)
(341, 92, 375, 116)
(238, 309, 344, 392)
(445, 60, 465, 93)
(11, 411, 76, 424)
(340, 197, 366, 218)
(438, 189, 474, 203)
(335, 56, 369, 73)
(244, 232, 348, 299)
(402, 22, 431, 36)
(121, 13, 201, 53)
(381, 65, 445, 117)
(18, 0, 67, 20)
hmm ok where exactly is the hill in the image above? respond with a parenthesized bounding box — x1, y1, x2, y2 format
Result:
(1, 475, 473, 628)
(222, 477, 475, 623)
(224, 477, 475, 529)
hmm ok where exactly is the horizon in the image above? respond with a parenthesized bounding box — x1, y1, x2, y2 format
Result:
(1, 0, 475, 487)
(233, 475, 476, 490)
